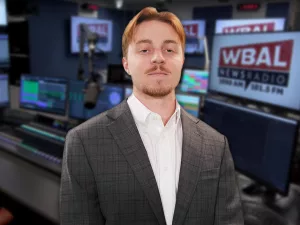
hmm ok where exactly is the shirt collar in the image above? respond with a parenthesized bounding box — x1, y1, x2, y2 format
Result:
(127, 93, 152, 124)
(127, 93, 181, 126)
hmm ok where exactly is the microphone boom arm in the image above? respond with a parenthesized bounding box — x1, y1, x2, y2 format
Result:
(77, 23, 103, 109)
(77, 23, 100, 81)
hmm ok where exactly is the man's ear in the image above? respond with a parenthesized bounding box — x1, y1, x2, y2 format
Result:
(122, 57, 130, 75)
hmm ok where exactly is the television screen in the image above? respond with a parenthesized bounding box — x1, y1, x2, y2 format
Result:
(0, 74, 9, 107)
(182, 20, 206, 54)
(20, 75, 68, 115)
(209, 32, 300, 111)
(203, 98, 298, 195)
(0, 34, 9, 68)
(70, 16, 113, 53)
(69, 81, 124, 120)
(180, 68, 209, 94)
(176, 93, 201, 118)
(0, 0, 7, 26)
(215, 18, 285, 34)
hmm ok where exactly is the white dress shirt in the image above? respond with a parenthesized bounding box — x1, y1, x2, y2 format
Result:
(127, 93, 183, 225)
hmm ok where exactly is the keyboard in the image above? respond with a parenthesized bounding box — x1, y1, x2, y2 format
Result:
(19, 122, 66, 145)
(0, 126, 62, 175)
(29, 122, 67, 137)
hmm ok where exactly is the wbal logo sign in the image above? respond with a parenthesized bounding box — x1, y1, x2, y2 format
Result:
(218, 40, 293, 95)
(184, 24, 198, 37)
(222, 22, 275, 33)
(77, 23, 109, 43)
(184, 23, 199, 48)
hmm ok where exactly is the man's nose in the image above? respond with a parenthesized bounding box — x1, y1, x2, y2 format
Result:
(151, 49, 165, 64)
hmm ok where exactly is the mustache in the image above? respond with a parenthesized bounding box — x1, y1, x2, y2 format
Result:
(145, 65, 171, 74)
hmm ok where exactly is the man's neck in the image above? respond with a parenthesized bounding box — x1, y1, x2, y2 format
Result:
(133, 90, 177, 126)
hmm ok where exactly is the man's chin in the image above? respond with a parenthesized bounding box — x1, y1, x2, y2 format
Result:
(142, 86, 174, 98)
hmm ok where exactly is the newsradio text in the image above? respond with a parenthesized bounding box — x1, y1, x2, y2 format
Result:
(217, 39, 293, 95)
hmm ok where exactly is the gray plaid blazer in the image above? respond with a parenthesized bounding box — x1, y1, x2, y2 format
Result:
(60, 99, 244, 225)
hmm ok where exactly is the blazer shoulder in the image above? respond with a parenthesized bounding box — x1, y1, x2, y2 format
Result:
(67, 111, 111, 138)
(197, 119, 226, 144)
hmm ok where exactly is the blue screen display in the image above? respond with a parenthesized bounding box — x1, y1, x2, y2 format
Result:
(20, 75, 68, 115)
(176, 93, 200, 118)
(69, 81, 124, 120)
(0, 74, 9, 107)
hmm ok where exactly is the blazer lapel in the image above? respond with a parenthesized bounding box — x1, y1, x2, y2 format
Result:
(107, 100, 166, 225)
(172, 109, 205, 225)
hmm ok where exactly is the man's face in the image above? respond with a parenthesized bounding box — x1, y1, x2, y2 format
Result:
(122, 20, 185, 98)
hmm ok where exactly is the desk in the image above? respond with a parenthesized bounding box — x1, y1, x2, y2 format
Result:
(0, 149, 60, 224)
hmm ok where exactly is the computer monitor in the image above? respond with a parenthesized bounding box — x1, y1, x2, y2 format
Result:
(0, 34, 9, 68)
(0, 0, 7, 26)
(70, 16, 113, 53)
(69, 81, 124, 120)
(209, 32, 300, 111)
(125, 86, 133, 98)
(107, 64, 131, 84)
(180, 68, 209, 94)
(176, 93, 201, 118)
(20, 75, 68, 115)
(203, 98, 298, 195)
(0, 74, 9, 107)
(181, 20, 206, 54)
(215, 18, 286, 34)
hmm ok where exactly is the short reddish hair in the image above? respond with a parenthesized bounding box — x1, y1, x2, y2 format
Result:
(122, 7, 186, 57)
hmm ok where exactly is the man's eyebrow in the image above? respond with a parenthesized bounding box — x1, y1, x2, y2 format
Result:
(135, 39, 179, 45)
(163, 40, 179, 44)
(135, 39, 152, 45)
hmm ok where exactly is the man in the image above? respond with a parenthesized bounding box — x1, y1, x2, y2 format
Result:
(60, 7, 244, 225)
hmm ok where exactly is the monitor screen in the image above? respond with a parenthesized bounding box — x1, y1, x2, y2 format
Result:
(0, 34, 9, 68)
(0, 0, 7, 26)
(0, 74, 9, 107)
(203, 98, 298, 195)
(215, 18, 285, 34)
(182, 20, 206, 54)
(125, 86, 133, 98)
(176, 93, 200, 118)
(70, 16, 113, 53)
(20, 75, 68, 115)
(69, 81, 124, 120)
(180, 68, 209, 94)
(209, 32, 300, 111)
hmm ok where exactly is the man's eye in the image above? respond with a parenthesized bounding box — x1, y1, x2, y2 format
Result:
(140, 49, 149, 53)
(166, 49, 174, 52)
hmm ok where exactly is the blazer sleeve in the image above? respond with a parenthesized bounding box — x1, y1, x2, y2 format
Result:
(59, 129, 105, 225)
(213, 136, 244, 225)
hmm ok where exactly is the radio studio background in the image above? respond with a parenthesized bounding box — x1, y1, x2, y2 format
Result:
(0, 0, 300, 225)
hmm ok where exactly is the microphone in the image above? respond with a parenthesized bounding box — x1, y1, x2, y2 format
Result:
(84, 76, 100, 109)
